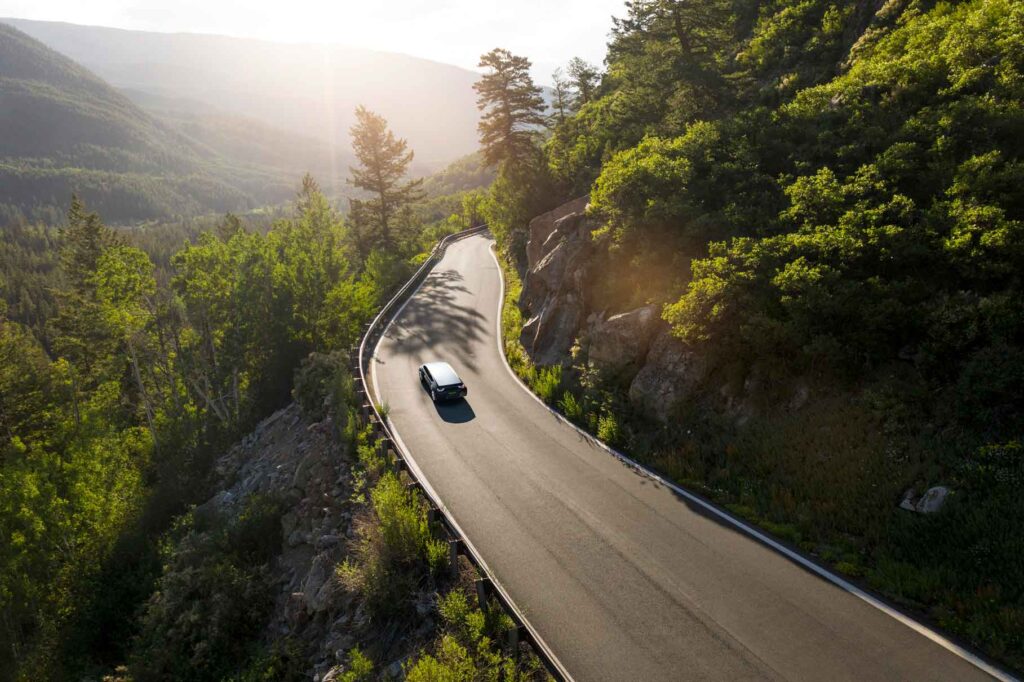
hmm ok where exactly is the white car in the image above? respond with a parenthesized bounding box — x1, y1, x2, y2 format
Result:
(418, 362, 467, 402)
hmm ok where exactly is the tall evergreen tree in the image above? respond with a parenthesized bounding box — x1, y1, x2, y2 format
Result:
(609, 0, 732, 90)
(566, 57, 600, 107)
(549, 67, 572, 126)
(347, 106, 423, 255)
(48, 196, 121, 390)
(473, 48, 546, 169)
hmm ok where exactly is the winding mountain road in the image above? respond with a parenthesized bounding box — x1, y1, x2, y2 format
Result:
(371, 233, 1005, 682)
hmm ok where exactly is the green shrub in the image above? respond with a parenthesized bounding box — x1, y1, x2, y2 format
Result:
(596, 412, 622, 446)
(337, 648, 374, 682)
(339, 473, 441, 618)
(558, 391, 584, 422)
(532, 365, 562, 403)
(129, 500, 284, 681)
(293, 351, 358, 423)
(408, 588, 540, 681)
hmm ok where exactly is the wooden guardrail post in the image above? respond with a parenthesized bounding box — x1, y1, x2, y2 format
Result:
(508, 625, 524, 653)
(475, 578, 492, 611)
(448, 539, 461, 576)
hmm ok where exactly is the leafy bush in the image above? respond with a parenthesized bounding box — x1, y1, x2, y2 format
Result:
(337, 648, 374, 682)
(558, 391, 584, 422)
(405, 589, 540, 682)
(532, 365, 563, 403)
(596, 412, 622, 446)
(130, 496, 285, 681)
(293, 351, 355, 421)
(339, 473, 441, 618)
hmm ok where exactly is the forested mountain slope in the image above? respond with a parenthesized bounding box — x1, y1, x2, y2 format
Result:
(5, 18, 482, 168)
(0, 23, 301, 224)
(484, 0, 1024, 669)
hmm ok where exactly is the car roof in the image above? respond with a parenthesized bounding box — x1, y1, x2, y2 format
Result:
(423, 361, 461, 386)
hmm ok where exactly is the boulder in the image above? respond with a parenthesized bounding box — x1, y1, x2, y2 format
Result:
(518, 204, 600, 367)
(525, 195, 589, 269)
(899, 485, 951, 514)
(519, 292, 585, 366)
(628, 330, 706, 423)
(917, 486, 950, 513)
(519, 212, 592, 314)
(302, 553, 336, 614)
(587, 305, 663, 378)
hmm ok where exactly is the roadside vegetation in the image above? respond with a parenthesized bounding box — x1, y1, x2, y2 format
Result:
(332, 397, 548, 681)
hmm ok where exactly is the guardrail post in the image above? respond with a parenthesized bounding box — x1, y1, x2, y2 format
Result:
(390, 450, 406, 472)
(448, 539, 461, 575)
(507, 625, 524, 653)
(475, 578, 492, 611)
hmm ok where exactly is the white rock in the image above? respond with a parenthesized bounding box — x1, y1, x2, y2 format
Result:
(915, 486, 950, 514)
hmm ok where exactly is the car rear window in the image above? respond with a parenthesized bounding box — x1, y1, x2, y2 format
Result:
(425, 362, 461, 387)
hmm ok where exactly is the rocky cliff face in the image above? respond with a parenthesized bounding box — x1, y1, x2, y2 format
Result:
(184, 401, 435, 680)
(517, 197, 710, 423)
(194, 403, 360, 677)
(518, 198, 596, 367)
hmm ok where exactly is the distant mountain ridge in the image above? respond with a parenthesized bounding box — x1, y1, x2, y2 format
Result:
(0, 22, 308, 224)
(4, 18, 483, 168)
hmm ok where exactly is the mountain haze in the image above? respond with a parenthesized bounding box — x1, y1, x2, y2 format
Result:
(5, 18, 483, 168)
(0, 23, 307, 223)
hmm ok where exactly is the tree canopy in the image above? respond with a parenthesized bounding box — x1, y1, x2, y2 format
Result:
(473, 48, 546, 169)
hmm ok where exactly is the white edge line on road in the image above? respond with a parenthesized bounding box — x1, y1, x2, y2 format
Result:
(486, 241, 1016, 682)
(369, 234, 576, 682)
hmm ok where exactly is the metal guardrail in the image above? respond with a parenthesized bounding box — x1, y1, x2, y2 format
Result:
(351, 225, 569, 681)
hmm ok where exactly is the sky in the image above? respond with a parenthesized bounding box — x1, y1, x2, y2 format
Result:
(0, 0, 628, 82)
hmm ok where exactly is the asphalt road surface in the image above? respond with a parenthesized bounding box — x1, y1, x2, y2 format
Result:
(371, 233, 1003, 682)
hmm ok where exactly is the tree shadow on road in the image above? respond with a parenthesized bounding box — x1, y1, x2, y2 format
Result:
(381, 267, 488, 372)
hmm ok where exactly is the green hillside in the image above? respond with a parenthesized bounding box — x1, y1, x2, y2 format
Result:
(0, 23, 295, 224)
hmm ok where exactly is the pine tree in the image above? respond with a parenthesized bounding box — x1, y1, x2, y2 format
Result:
(347, 106, 423, 255)
(566, 57, 600, 107)
(550, 67, 572, 126)
(48, 195, 121, 389)
(473, 48, 546, 169)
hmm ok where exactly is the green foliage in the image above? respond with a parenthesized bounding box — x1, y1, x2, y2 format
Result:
(406, 588, 541, 681)
(558, 391, 584, 422)
(293, 351, 356, 422)
(336, 648, 374, 682)
(129, 496, 284, 682)
(473, 48, 546, 169)
(481, 163, 556, 260)
(532, 365, 563, 403)
(347, 106, 425, 257)
(339, 472, 442, 619)
(513, 0, 1024, 666)
(1, 180, 381, 678)
(227, 639, 308, 682)
(596, 412, 623, 447)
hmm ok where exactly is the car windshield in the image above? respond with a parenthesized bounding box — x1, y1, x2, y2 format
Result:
(425, 362, 461, 387)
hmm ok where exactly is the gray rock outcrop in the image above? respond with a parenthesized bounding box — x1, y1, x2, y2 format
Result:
(526, 195, 590, 269)
(587, 305, 663, 379)
(628, 330, 706, 422)
(519, 202, 598, 366)
(900, 486, 951, 514)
